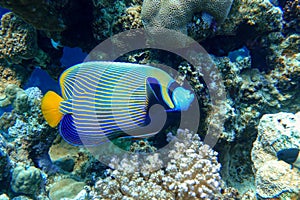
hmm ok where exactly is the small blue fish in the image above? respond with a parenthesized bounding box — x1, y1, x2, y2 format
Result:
(277, 148, 300, 169)
(41, 61, 194, 146)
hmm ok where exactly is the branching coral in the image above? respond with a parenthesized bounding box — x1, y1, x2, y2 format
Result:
(116, 5, 143, 31)
(92, 129, 222, 199)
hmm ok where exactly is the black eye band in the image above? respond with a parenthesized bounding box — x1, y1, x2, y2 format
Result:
(168, 81, 181, 95)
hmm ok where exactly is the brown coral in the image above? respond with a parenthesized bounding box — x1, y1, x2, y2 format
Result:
(219, 0, 283, 35)
(116, 5, 143, 30)
(0, 13, 38, 64)
(283, 0, 300, 31)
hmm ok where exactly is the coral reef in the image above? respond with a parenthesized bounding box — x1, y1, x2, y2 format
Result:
(264, 34, 300, 112)
(0, 87, 54, 199)
(11, 165, 43, 195)
(0, 63, 27, 102)
(0, 0, 298, 199)
(91, 129, 223, 199)
(0, 12, 49, 67)
(92, 0, 128, 40)
(211, 33, 299, 194)
(220, 0, 283, 35)
(211, 32, 300, 142)
(283, 0, 300, 33)
(141, 0, 233, 35)
(49, 136, 106, 179)
(0, 134, 10, 189)
(115, 4, 143, 31)
(0, 84, 29, 113)
(0, 13, 37, 64)
(252, 112, 300, 198)
(48, 178, 85, 199)
(0, 0, 67, 31)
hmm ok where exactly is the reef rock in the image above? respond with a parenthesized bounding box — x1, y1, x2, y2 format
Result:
(48, 178, 85, 200)
(252, 112, 300, 198)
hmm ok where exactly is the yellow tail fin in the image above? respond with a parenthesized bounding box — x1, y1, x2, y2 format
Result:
(41, 91, 63, 128)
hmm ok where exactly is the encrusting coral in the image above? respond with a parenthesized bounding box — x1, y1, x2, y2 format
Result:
(91, 129, 222, 199)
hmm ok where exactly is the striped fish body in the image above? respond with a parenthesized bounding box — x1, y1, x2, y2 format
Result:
(41, 61, 195, 146)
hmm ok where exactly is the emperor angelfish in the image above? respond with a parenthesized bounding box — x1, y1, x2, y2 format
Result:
(277, 148, 300, 169)
(41, 61, 195, 146)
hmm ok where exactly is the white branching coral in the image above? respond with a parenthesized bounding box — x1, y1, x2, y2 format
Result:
(93, 129, 222, 200)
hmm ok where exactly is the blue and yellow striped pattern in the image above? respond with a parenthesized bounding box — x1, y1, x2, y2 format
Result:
(57, 61, 176, 145)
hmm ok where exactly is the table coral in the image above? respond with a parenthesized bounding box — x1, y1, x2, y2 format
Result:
(251, 112, 300, 198)
(92, 129, 222, 199)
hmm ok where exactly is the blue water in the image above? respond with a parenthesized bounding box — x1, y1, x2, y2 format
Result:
(24, 67, 60, 95)
(60, 47, 87, 68)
